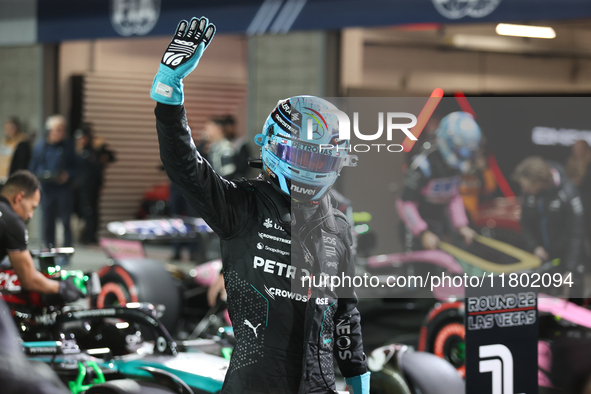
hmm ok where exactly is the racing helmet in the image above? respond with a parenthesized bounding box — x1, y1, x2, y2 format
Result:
(255, 96, 357, 202)
(435, 111, 481, 173)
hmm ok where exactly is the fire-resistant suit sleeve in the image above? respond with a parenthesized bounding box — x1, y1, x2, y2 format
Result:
(333, 215, 367, 378)
(447, 193, 469, 230)
(155, 103, 251, 239)
(397, 164, 429, 236)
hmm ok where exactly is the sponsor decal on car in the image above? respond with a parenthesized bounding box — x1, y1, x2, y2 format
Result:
(0, 272, 20, 291)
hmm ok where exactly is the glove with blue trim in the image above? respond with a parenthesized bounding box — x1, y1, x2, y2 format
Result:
(150, 17, 216, 105)
(345, 371, 370, 394)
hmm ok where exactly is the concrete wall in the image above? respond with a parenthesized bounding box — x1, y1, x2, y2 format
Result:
(0, 45, 43, 136)
(0, 0, 42, 134)
(0, 44, 44, 245)
(247, 31, 332, 138)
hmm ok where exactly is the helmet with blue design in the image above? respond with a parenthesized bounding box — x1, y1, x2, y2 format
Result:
(435, 111, 481, 174)
(255, 96, 358, 202)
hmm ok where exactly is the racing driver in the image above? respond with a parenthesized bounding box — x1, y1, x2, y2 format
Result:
(396, 111, 481, 251)
(0, 170, 81, 303)
(150, 17, 369, 394)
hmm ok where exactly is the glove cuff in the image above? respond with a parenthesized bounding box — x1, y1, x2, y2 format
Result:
(345, 371, 371, 394)
(56, 280, 70, 304)
(150, 64, 184, 105)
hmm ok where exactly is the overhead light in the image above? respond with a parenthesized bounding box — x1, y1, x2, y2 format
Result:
(87, 347, 111, 355)
(495, 23, 556, 39)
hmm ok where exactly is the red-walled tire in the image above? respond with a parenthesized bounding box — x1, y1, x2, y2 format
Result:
(92, 259, 181, 335)
(418, 301, 465, 377)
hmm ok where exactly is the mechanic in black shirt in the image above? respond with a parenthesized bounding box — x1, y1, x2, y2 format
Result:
(0, 170, 81, 302)
(150, 17, 369, 394)
(512, 157, 588, 294)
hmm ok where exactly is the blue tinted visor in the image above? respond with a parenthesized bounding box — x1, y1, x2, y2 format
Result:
(456, 146, 473, 160)
(269, 141, 344, 173)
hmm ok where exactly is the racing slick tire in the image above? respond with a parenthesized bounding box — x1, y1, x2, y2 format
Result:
(93, 259, 181, 334)
(418, 301, 465, 377)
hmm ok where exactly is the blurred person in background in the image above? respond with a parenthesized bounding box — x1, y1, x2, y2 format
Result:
(29, 115, 76, 248)
(222, 115, 251, 179)
(397, 111, 481, 251)
(202, 116, 237, 179)
(0, 117, 31, 185)
(74, 124, 115, 245)
(566, 140, 591, 246)
(512, 156, 588, 295)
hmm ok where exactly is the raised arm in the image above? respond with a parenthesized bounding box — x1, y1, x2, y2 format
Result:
(151, 17, 250, 238)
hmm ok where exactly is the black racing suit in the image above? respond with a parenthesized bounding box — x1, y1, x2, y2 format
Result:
(396, 148, 469, 250)
(519, 162, 588, 275)
(155, 103, 367, 394)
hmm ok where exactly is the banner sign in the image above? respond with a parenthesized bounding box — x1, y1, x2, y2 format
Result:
(37, 0, 591, 42)
(465, 285, 538, 394)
